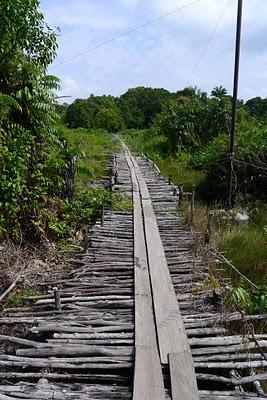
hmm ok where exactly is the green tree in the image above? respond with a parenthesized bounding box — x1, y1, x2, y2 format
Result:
(65, 95, 123, 131)
(64, 99, 91, 128)
(154, 99, 198, 154)
(0, 0, 64, 237)
(177, 86, 207, 100)
(211, 86, 228, 99)
(154, 95, 231, 154)
(245, 97, 267, 119)
(118, 87, 172, 129)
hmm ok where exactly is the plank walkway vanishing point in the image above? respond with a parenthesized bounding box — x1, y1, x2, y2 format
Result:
(0, 146, 266, 399)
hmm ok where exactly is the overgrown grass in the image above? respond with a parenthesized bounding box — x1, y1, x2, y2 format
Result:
(61, 126, 120, 186)
(120, 129, 205, 191)
(122, 127, 267, 291)
(218, 206, 267, 285)
(158, 158, 205, 192)
(119, 128, 166, 156)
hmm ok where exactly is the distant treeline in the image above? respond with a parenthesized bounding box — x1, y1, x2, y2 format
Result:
(61, 85, 267, 135)
(60, 86, 267, 202)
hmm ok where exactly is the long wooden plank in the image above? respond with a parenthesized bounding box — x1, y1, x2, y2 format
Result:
(169, 352, 199, 400)
(127, 151, 199, 399)
(133, 346, 165, 400)
(125, 152, 165, 400)
(131, 155, 191, 362)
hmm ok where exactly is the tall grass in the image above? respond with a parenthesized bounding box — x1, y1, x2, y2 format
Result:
(120, 129, 205, 191)
(218, 206, 267, 285)
(62, 127, 119, 187)
(158, 158, 205, 192)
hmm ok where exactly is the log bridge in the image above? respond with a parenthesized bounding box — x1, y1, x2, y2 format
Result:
(0, 146, 266, 399)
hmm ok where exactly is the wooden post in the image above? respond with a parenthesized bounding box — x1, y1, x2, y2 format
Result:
(109, 174, 114, 192)
(205, 212, 213, 244)
(82, 226, 89, 251)
(190, 185, 196, 223)
(114, 169, 118, 185)
(178, 183, 183, 208)
(101, 204, 105, 227)
(53, 287, 61, 311)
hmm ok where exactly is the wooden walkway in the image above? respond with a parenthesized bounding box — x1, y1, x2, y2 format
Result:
(0, 146, 266, 399)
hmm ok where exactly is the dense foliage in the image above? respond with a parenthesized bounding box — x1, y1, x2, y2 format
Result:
(0, 1, 123, 240)
(1, 0, 266, 240)
(117, 86, 172, 129)
(0, 0, 65, 237)
(116, 86, 267, 203)
(65, 95, 123, 132)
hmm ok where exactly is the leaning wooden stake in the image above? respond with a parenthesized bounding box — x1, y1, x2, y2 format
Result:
(53, 287, 61, 311)
(190, 185, 196, 223)
(205, 212, 213, 244)
(101, 204, 105, 227)
(178, 183, 184, 208)
(114, 169, 118, 185)
(0, 276, 21, 303)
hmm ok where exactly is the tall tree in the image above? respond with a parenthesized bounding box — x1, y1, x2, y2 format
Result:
(65, 95, 123, 132)
(211, 86, 228, 99)
(118, 87, 172, 129)
(0, 0, 63, 237)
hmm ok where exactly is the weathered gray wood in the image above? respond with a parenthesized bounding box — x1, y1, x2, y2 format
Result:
(132, 156, 192, 362)
(125, 147, 198, 398)
(133, 347, 165, 400)
(0, 276, 21, 303)
(169, 352, 199, 400)
(125, 150, 165, 399)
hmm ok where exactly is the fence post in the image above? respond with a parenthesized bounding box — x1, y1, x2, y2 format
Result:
(101, 204, 105, 227)
(205, 212, 213, 244)
(178, 183, 184, 208)
(53, 287, 61, 311)
(114, 169, 118, 185)
(190, 185, 196, 222)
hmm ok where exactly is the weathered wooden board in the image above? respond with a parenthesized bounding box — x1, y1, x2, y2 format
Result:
(133, 156, 191, 363)
(125, 151, 165, 399)
(169, 352, 199, 400)
(125, 147, 198, 398)
(133, 346, 165, 400)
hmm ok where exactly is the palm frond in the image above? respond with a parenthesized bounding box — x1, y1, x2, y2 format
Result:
(0, 92, 22, 112)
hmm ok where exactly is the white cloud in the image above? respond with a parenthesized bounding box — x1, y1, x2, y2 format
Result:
(58, 78, 81, 102)
(119, 0, 139, 9)
(43, 0, 267, 101)
(42, 0, 130, 30)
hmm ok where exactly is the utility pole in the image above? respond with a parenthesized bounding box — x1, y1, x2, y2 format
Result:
(228, 0, 243, 208)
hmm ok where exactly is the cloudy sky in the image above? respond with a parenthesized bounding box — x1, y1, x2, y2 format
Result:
(41, 0, 267, 101)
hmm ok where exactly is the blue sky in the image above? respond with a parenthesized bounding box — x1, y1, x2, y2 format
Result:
(41, 0, 267, 102)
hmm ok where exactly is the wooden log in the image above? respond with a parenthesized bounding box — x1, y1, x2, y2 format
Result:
(16, 345, 133, 357)
(0, 276, 21, 303)
(0, 334, 47, 348)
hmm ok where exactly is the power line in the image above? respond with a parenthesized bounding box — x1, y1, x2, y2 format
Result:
(50, 0, 203, 70)
(235, 158, 267, 173)
(185, 0, 231, 87)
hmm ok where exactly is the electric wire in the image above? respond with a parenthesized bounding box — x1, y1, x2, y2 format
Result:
(234, 158, 267, 173)
(50, 0, 203, 70)
(185, 0, 231, 87)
